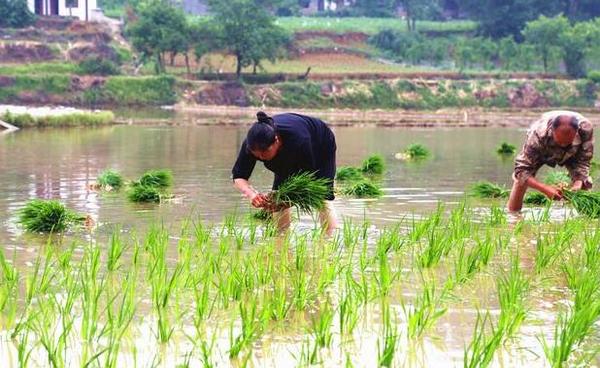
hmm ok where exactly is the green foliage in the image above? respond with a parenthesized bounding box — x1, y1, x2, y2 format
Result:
(496, 142, 516, 155)
(469, 181, 509, 199)
(336, 166, 364, 182)
(270, 172, 331, 214)
(127, 184, 162, 203)
(78, 58, 120, 76)
(138, 170, 173, 189)
(97, 170, 124, 190)
(522, 15, 568, 72)
(524, 192, 551, 206)
(101, 76, 177, 105)
(341, 180, 383, 198)
(543, 171, 570, 186)
(1, 111, 114, 128)
(0, 0, 35, 28)
(564, 191, 600, 218)
(361, 154, 386, 175)
(19, 199, 84, 232)
(0, 63, 79, 75)
(588, 70, 600, 84)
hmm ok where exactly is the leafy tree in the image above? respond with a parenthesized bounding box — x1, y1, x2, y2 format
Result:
(398, 0, 441, 31)
(126, 0, 190, 74)
(207, 0, 289, 77)
(522, 15, 568, 72)
(189, 19, 221, 72)
(560, 0, 600, 21)
(558, 19, 600, 77)
(352, 0, 397, 17)
(0, 0, 35, 28)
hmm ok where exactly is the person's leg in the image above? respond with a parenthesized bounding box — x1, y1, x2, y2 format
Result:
(273, 207, 292, 233)
(318, 200, 338, 236)
(507, 179, 528, 212)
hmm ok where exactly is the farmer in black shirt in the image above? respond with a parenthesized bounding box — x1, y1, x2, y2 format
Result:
(232, 111, 338, 234)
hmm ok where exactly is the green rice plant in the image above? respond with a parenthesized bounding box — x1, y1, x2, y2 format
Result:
(377, 303, 398, 367)
(341, 180, 383, 198)
(487, 205, 506, 226)
(496, 142, 516, 155)
(270, 172, 331, 214)
(563, 190, 600, 218)
(361, 154, 386, 175)
(544, 170, 570, 186)
(375, 253, 398, 297)
(404, 279, 447, 339)
(496, 254, 529, 338)
(524, 191, 551, 206)
(339, 292, 360, 336)
(0, 248, 18, 330)
(417, 229, 451, 268)
(311, 299, 334, 348)
(251, 209, 272, 221)
(336, 166, 365, 181)
(402, 143, 430, 160)
(107, 230, 126, 272)
(97, 169, 124, 190)
(534, 226, 575, 274)
(138, 169, 173, 188)
(463, 311, 504, 368)
(19, 199, 85, 232)
(127, 184, 162, 203)
(229, 299, 262, 358)
(469, 181, 509, 199)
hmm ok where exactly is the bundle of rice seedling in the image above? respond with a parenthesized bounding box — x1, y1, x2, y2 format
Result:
(404, 144, 430, 160)
(496, 142, 516, 155)
(361, 154, 386, 175)
(341, 180, 383, 198)
(524, 191, 551, 206)
(469, 181, 509, 199)
(336, 166, 364, 181)
(269, 172, 331, 214)
(97, 169, 124, 190)
(127, 184, 162, 203)
(138, 169, 173, 189)
(19, 199, 85, 232)
(252, 209, 273, 221)
(543, 170, 570, 186)
(564, 190, 600, 218)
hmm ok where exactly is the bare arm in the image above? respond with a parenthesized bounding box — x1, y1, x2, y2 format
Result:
(526, 176, 563, 200)
(233, 178, 268, 208)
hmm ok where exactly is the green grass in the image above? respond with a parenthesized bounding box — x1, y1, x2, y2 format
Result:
(270, 172, 331, 213)
(97, 170, 124, 190)
(1, 111, 114, 128)
(336, 166, 364, 181)
(469, 181, 509, 199)
(101, 76, 177, 105)
(361, 154, 385, 175)
(0, 62, 80, 75)
(18, 199, 85, 232)
(496, 142, 516, 155)
(341, 180, 383, 198)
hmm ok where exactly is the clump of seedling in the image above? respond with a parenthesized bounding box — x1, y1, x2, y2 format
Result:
(496, 142, 516, 155)
(396, 143, 430, 160)
(127, 184, 162, 203)
(543, 170, 570, 186)
(361, 154, 386, 175)
(524, 191, 551, 206)
(128, 169, 173, 203)
(564, 190, 600, 218)
(19, 199, 86, 232)
(138, 169, 173, 188)
(336, 166, 364, 181)
(469, 181, 509, 199)
(251, 209, 272, 221)
(341, 180, 383, 198)
(268, 172, 331, 214)
(97, 169, 124, 190)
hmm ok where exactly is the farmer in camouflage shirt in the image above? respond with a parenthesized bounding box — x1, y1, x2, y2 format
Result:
(507, 110, 594, 212)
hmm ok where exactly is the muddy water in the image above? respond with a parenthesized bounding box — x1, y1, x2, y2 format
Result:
(0, 122, 597, 367)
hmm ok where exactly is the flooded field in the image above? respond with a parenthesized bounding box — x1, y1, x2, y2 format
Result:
(1, 122, 599, 367)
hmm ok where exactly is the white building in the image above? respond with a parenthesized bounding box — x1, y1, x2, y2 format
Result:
(27, 0, 99, 21)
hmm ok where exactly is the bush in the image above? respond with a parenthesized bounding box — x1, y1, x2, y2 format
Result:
(588, 71, 600, 84)
(78, 58, 120, 76)
(0, 0, 35, 28)
(2, 111, 114, 127)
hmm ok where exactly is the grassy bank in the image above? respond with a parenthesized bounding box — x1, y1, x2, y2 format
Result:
(1, 111, 115, 127)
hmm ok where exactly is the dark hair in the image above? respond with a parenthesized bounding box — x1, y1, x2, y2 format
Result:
(246, 111, 276, 152)
(552, 115, 579, 130)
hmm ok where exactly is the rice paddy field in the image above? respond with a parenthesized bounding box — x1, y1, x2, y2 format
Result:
(1, 114, 600, 367)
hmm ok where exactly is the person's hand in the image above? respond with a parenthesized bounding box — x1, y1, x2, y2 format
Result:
(250, 192, 269, 208)
(571, 180, 583, 192)
(543, 185, 563, 201)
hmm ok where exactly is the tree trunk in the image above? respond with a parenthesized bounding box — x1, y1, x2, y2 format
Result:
(405, 5, 411, 31)
(184, 53, 190, 75)
(236, 53, 242, 78)
(252, 62, 257, 75)
(411, 18, 416, 32)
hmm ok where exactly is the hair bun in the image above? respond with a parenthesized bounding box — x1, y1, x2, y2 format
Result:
(256, 111, 270, 123)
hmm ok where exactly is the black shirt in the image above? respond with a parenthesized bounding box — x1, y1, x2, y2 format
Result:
(232, 113, 336, 191)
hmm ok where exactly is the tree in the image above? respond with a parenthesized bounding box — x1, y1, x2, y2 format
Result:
(398, 0, 441, 32)
(126, 0, 190, 74)
(561, 0, 600, 21)
(522, 15, 568, 72)
(0, 0, 35, 28)
(189, 19, 221, 73)
(207, 0, 289, 78)
(558, 20, 600, 77)
(352, 0, 397, 17)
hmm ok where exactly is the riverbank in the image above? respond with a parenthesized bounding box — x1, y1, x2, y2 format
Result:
(0, 105, 115, 128)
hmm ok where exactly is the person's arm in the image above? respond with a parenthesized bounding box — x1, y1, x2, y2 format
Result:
(232, 140, 265, 207)
(513, 130, 546, 191)
(233, 178, 268, 208)
(565, 120, 594, 191)
(526, 176, 563, 200)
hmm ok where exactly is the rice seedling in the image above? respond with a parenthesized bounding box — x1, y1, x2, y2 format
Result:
(311, 299, 334, 348)
(417, 229, 451, 268)
(534, 229, 573, 274)
(524, 191, 551, 206)
(361, 154, 386, 175)
(341, 180, 383, 198)
(138, 169, 173, 188)
(496, 142, 516, 155)
(127, 183, 163, 203)
(0, 248, 18, 330)
(229, 299, 262, 359)
(397, 143, 430, 160)
(339, 292, 360, 336)
(377, 303, 398, 367)
(251, 208, 272, 221)
(269, 172, 331, 214)
(469, 181, 509, 199)
(496, 254, 529, 338)
(19, 199, 85, 232)
(107, 230, 126, 272)
(336, 166, 365, 181)
(97, 169, 124, 190)
(544, 170, 570, 186)
(487, 205, 506, 226)
(463, 312, 503, 368)
(404, 279, 447, 339)
(563, 190, 600, 218)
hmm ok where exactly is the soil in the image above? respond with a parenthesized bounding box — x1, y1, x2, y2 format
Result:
(0, 42, 55, 63)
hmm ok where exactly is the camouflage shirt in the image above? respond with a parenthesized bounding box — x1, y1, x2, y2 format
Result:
(513, 110, 594, 186)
